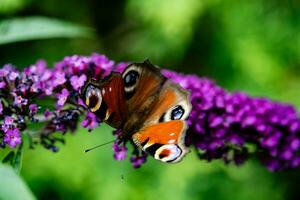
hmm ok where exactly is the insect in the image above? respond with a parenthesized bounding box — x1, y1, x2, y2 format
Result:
(81, 60, 192, 163)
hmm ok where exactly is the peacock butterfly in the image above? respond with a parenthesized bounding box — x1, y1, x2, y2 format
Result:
(81, 60, 192, 163)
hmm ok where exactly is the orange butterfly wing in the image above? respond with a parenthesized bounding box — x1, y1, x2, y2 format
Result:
(133, 120, 189, 163)
(131, 81, 192, 163)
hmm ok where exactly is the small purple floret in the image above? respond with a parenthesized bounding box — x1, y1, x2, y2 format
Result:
(81, 112, 99, 131)
(4, 128, 22, 148)
(0, 101, 3, 115)
(70, 74, 87, 90)
(29, 104, 38, 114)
(113, 141, 127, 160)
(56, 89, 70, 107)
(130, 154, 147, 168)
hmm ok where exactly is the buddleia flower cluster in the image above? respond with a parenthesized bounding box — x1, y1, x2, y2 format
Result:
(1, 53, 300, 171)
(0, 54, 116, 152)
(163, 70, 300, 171)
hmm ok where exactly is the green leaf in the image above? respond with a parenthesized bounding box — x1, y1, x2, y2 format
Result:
(0, 148, 13, 161)
(12, 144, 23, 174)
(0, 16, 95, 45)
(0, 0, 27, 15)
(1, 144, 23, 174)
(2, 151, 15, 165)
(0, 164, 36, 200)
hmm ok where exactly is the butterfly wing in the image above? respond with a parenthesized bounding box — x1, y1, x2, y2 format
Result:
(82, 59, 165, 131)
(122, 60, 166, 107)
(132, 120, 189, 163)
(132, 81, 192, 163)
(81, 72, 127, 128)
(143, 80, 191, 126)
(121, 60, 166, 135)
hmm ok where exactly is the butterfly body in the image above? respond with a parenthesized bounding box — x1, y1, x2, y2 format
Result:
(82, 60, 192, 163)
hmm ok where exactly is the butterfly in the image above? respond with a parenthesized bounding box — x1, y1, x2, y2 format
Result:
(81, 60, 192, 163)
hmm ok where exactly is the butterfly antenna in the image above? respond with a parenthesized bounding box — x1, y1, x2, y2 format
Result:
(84, 139, 115, 153)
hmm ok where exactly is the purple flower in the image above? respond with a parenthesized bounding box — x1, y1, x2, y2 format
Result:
(45, 86, 54, 95)
(0, 81, 6, 89)
(2, 116, 15, 132)
(4, 116, 14, 125)
(130, 154, 147, 168)
(1, 53, 300, 171)
(4, 128, 22, 148)
(113, 62, 129, 73)
(44, 109, 53, 119)
(70, 74, 87, 90)
(56, 89, 69, 107)
(8, 71, 18, 81)
(163, 69, 300, 171)
(112, 129, 122, 137)
(90, 53, 115, 77)
(14, 95, 28, 106)
(53, 71, 66, 87)
(0, 68, 9, 77)
(29, 104, 38, 114)
(25, 60, 47, 76)
(0, 101, 3, 115)
(112, 141, 127, 160)
(81, 112, 99, 131)
(77, 98, 87, 108)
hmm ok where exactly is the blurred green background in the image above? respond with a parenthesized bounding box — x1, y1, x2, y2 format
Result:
(1, 0, 300, 199)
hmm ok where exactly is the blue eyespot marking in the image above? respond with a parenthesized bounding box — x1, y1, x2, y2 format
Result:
(171, 105, 184, 120)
